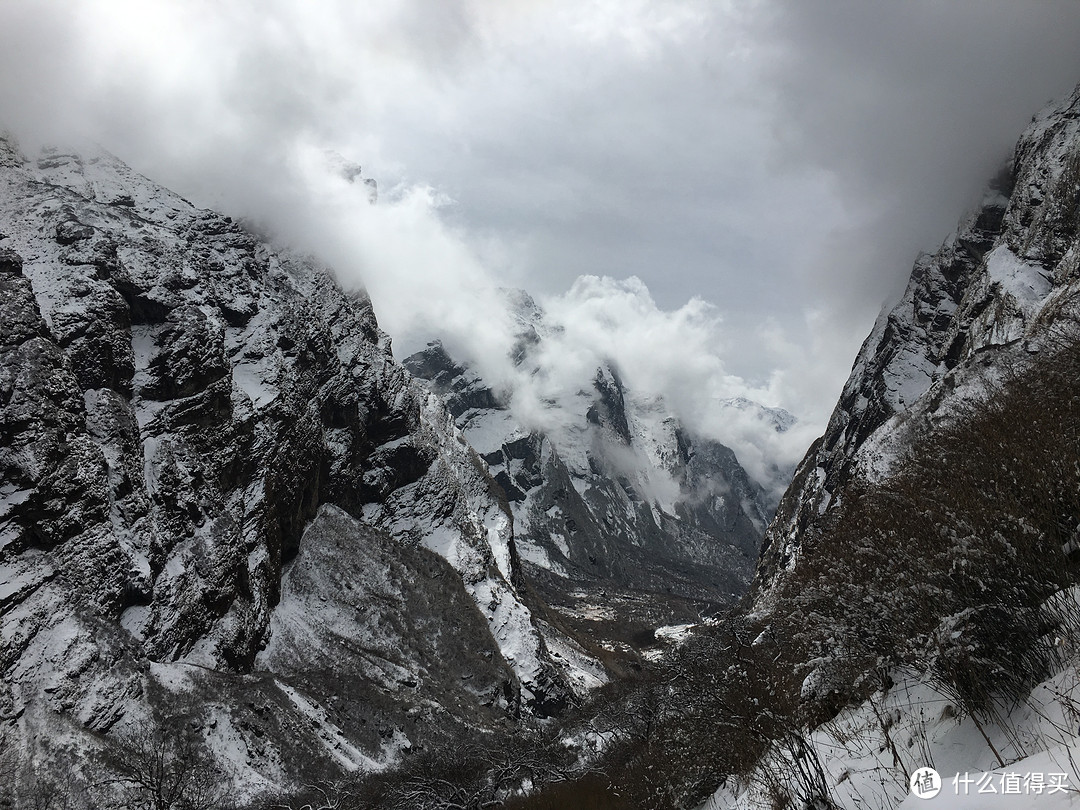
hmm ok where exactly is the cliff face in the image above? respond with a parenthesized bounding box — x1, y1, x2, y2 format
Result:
(756, 85, 1080, 594)
(0, 138, 574, 796)
(690, 83, 1080, 810)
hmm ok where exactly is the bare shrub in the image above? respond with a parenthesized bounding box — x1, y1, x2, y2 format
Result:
(94, 722, 229, 810)
(772, 336, 1080, 726)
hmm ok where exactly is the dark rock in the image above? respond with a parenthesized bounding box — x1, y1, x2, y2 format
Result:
(54, 218, 95, 245)
(756, 82, 1080, 595)
(142, 306, 228, 400)
(0, 139, 571, 795)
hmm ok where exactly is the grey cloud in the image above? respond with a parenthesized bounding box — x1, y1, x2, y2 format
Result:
(760, 0, 1080, 312)
(2, 0, 1080, 483)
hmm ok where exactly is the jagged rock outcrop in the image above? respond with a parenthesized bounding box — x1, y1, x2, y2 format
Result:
(756, 84, 1080, 593)
(0, 137, 571, 798)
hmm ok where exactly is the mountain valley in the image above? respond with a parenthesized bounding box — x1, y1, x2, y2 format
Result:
(4, 64, 1080, 810)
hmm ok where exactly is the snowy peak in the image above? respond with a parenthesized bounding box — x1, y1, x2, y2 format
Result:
(406, 329, 771, 647)
(719, 395, 797, 434)
(323, 150, 378, 202)
(721, 82, 1080, 810)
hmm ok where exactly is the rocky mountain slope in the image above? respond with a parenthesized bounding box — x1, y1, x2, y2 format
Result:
(404, 315, 780, 649)
(757, 83, 1080, 593)
(709, 80, 1080, 810)
(0, 136, 584, 800)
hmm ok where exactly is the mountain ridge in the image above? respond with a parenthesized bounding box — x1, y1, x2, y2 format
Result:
(0, 134, 579, 799)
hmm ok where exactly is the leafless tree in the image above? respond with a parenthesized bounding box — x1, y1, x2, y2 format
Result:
(95, 722, 229, 810)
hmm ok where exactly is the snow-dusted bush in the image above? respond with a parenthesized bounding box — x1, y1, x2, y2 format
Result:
(773, 335, 1080, 727)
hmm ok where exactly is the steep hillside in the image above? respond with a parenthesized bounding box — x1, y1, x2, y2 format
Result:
(0, 137, 579, 802)
(759, 83, 1080, 589)
(710, 83, 1080, 809)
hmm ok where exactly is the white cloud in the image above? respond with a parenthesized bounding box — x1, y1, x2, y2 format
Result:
(522, 276, 820, 488)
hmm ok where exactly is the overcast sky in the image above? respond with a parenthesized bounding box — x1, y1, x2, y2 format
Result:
(3, 0, 1080, 481)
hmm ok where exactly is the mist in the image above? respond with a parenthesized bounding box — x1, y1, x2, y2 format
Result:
(762, 0, 1080, 314)
(2, 0, 1080, 490)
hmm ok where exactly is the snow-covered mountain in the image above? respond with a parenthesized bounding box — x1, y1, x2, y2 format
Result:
(404, 300, 783, 647)
(712, 82, 1080, 810)
(0, 136, 587, 799)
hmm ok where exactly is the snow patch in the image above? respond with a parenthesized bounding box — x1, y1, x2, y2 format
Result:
(275, 680, 386, 774)
(232, 360, 278, 409)
(148, 661, 195, 693)
(986, 245, 1052, 309)
(541, 628, 607, 696)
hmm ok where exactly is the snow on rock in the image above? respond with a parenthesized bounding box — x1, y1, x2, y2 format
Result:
(273, 679, 385, 773)
(538, 623, 609, 696)
(986, 245, 1052, 310)
(757, 84, 1080, 595)
(0, 132, 576, 795)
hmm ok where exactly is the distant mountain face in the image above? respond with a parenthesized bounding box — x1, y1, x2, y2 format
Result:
(0, 137, 586, 798)
(755, 84, 1080, 594)
(404, 295, 786, 647)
